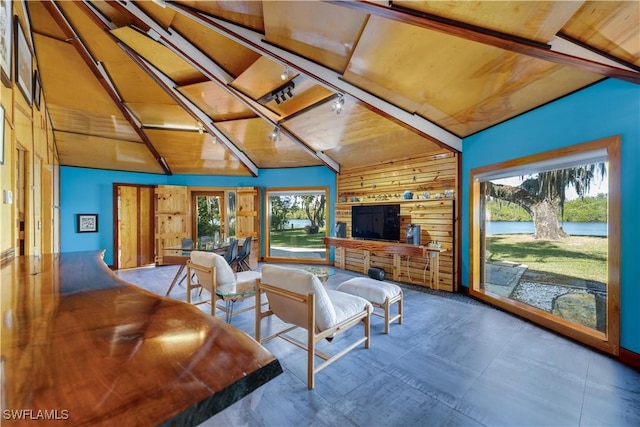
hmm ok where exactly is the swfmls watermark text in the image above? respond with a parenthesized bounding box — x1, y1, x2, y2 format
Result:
(3, 409, 69, 421)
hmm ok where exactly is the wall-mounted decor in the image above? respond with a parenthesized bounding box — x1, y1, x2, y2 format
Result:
(14, 17, 31, 106)
(0, 0, 11, 86)
(77, 214, 98, 233)
(0, 105, 4, 165)
(33, 69, 41, 110)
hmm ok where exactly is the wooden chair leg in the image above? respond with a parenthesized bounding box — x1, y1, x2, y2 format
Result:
(384, 298, 390, 334)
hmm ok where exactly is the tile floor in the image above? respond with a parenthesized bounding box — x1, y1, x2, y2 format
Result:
(115, 264, 640, 427)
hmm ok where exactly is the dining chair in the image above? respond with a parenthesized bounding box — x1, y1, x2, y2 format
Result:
(235, 236, 252, 271)
(256, 265, 372, 389)
(181, 238, 194, 255)
(223, 238, 238, 265)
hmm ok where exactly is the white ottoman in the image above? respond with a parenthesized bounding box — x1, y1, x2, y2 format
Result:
(337, 277, 403, 334)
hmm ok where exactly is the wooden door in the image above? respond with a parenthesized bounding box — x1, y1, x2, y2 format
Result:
(236, 187, 259, 268)
(115, 184, 155, 269)
(138, 187, 154, 265)
(155, 185, 189, 265)
(118, 186, 139, 269)
(41, 165, 53, 254)
(32, 156, 42, 256)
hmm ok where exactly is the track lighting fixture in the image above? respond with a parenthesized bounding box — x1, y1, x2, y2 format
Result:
(271, 81, 295, 105)
(331, 94, 345, 114)
(280, 66, 290, 81)
(268, 125, 281, 142)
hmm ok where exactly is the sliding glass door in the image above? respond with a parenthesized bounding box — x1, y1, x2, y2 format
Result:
(192, 191, 224, 243)
(264, 188, 329, 262)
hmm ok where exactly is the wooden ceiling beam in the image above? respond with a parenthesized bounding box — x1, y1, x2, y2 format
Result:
(334, 0, 640, 84)
(122, 49, 261, 177)
(109, 0, 340, 173)
(42, 0, 172, 175)
(168, 2, 462, 153)
(82, 1, 260, 175)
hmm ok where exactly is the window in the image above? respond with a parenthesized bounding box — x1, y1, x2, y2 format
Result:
(470, 136, 620, 354)
(264, 188, 329, 262)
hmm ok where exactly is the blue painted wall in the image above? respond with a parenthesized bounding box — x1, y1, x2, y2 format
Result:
(60, 166, 336, 266)
(460, 79, 640, 353)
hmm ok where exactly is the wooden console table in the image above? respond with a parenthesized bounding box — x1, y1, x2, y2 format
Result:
(324, 237, 446, 289)
(0, 251, 282, 426)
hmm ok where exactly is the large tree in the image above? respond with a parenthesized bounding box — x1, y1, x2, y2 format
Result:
(299, 194, 325, 234)
(270, 196, 293, 231)
(486, 163, 606, 240)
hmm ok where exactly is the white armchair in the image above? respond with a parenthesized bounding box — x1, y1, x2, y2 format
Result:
(256, 265, 372, 389)
(186, 251, 260, 320)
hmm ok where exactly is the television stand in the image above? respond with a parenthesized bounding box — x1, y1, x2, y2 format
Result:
(324, 237, 445, 289)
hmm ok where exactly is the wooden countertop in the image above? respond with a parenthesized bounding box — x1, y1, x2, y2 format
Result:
(324, 237, 445, 257)
(0, 251, 281, 426)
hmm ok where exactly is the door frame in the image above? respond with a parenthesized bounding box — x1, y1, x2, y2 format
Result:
(113, 183, 155, 270)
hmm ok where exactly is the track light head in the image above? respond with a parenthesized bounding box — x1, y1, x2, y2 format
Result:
(331, 94, 345, 114)
(280, 66, 289, 81)
(268, 125, 281, 142)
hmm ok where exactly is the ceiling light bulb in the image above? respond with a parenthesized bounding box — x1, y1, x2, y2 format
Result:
(331, 94, 345, 114)
(280, 67, 289, 81)
(269, 126, 281, 142)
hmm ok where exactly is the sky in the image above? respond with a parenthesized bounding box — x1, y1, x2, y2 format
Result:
(492, 171, 607, 201)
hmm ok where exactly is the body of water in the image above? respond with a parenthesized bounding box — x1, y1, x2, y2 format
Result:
(287, 219, 312, 228)
(487, 221, 607, 236)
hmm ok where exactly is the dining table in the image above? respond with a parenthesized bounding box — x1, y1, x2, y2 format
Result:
(162, 241, 230, 296)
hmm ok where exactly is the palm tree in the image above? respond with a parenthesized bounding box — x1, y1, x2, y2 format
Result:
(486, 163, 606, 240)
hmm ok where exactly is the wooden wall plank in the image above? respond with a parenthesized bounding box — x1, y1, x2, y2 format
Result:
(335, 152, 458, 291)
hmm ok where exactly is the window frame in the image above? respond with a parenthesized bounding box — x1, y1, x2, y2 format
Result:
(469, 136, 620, 355)
(263, 186, 330, 264)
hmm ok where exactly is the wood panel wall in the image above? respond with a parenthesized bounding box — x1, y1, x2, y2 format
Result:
(1, 5, 59, 261)
(335, 150, 458, 291)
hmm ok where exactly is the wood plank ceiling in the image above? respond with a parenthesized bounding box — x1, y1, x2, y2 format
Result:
(25, 1, 640, 176)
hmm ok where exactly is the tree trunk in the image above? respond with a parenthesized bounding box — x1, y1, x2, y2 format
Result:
(487, 183, 568, 240)
(530, 199, 568, 240)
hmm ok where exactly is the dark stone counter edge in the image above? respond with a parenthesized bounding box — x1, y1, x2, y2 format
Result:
(160, 358, 284, 427)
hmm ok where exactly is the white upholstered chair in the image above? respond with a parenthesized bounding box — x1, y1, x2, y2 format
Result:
(186, 251, 260, 320)
(256, 265, 372, 389)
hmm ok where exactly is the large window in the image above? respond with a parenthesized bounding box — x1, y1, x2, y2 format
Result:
(470, 137, 620, 354)
(264, 188, 329, 262)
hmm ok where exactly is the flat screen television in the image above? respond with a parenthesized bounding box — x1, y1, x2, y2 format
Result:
(351, 204, 401, 242)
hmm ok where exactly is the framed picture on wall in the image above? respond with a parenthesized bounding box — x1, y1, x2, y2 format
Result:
(0, 105, 4, 165)
(14, 17, 31, 106)
(77, 214, 98, 233)
(33, 69, 41, 110)
(0, 0, 11, 87)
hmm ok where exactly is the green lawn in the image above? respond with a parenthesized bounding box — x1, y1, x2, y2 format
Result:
(486, 235, 607, 284)
(270, 228, 326, 248)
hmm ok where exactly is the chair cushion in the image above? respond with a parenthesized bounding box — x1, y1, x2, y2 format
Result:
(190, 251, 236, 287)
(326, 290, 372, 324)
(337, 277, 401, 305)
(261, 265, 337, 332)
(235, 270, 261, 288)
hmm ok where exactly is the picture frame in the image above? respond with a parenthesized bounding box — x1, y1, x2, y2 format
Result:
(0, 105, 4, 165)
(77, 214, 98, 233)
(33, 69, 41, 110)
(15, 17, 31, 106)
(0, 0, 11, 87)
